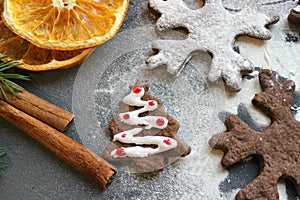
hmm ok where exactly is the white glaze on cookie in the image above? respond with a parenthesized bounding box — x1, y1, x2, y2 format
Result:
(111, 85, 176, 158)
(119, 85, 168, 129)
(111, 128, 177, 158)
(293, 5, 300, 13)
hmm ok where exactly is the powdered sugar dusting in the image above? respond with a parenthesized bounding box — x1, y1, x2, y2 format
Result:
(72, 1, 300, 199)
(296, 111, 300, 122)
(147, 0, 279, 91)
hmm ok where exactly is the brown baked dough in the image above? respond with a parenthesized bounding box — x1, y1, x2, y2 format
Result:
(288, 1, 300, 25)
(103, 84, 191, 173)
(209, 69, 300, 199)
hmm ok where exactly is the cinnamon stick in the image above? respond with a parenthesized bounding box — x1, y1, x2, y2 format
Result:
(0, 89, 74, 131)
(0, 100, 116, 188)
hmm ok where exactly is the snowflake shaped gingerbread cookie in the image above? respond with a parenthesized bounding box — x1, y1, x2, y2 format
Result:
(147, 0, 279, 91)
(209, 69, 300, 199)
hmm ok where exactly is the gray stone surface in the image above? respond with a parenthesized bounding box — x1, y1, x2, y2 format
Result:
(1, 1, 300, 200)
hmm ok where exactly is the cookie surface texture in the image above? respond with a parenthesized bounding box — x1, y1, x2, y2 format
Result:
(209, 69, 300, 199)
(103, 83, 191, 173)
(288, 1, 300, 25)
(147, 0, 279, 92)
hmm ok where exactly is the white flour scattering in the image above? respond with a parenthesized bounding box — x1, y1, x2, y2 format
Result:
(73, 1, 300, 198)
(147, 0, 279, 91)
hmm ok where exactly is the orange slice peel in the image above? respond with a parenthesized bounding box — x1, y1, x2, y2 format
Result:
(2, 0, 130, 50)
(0, 0, 129, 71)
(0, 9, 94, 71)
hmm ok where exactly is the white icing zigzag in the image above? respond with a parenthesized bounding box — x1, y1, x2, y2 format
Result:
(111, 128, 177, 158)
(111, 85, 177, 158)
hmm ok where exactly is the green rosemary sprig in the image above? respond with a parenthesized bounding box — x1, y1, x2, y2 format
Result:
(0, 55, 30, 102)
(0, 56, 30, 177)
(0, 147, 8, 176)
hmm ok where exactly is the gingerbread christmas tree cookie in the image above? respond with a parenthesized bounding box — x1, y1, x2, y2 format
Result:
(147, 0, 279, 92)
(209, 69, 300, 199)
(103, 83, 191, 173)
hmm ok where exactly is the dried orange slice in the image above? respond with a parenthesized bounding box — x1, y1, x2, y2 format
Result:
(0, 21, 94, 71)
(2, 0, 130, 50)
(0, 1, 94, 71)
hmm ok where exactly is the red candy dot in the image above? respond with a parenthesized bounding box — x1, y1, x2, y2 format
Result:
(121, 133, 126, 138)
(156, 118, 165, 126)
(123, 114, 130, 120)
(163, 139, 172, 146)
(116, 147, 126, 156)
(132, 86, 143, 94)
(148, 100, 155, 107)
